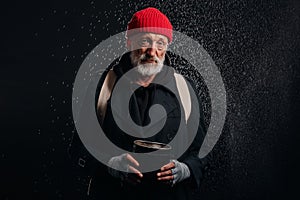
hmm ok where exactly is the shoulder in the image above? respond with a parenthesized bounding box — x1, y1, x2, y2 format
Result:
(173, 70, 197, 91)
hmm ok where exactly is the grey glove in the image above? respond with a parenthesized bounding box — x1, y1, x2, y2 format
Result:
(108, 153, 143, 186)
(171, 160, 191, 184)
(107, 153, 128, 178)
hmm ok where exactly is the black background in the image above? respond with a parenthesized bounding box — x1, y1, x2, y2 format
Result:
(1, 0, 299, 199)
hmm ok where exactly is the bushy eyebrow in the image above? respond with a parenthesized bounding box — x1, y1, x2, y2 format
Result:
(157, 38, 166, 42)
(138, 34, 167, 41)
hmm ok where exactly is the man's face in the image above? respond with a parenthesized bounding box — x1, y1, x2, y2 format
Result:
(129, 33, 168, 76)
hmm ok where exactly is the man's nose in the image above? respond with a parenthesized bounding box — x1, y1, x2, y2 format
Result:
(146, 43, 157, 57)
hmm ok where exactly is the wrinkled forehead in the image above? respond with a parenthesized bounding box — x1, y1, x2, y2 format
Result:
(130, 32, 168, 42)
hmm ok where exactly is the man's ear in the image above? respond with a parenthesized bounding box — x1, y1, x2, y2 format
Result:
(126, 39, 131, 49)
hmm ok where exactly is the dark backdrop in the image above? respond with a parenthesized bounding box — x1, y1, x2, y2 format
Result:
(1, 0, 299, 199)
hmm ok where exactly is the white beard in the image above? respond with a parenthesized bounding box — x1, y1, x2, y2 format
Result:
(136, 62, 164, 76)
(130, 52, 165, 76)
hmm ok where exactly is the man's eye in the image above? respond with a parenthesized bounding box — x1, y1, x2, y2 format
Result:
(140, 39, 149, 45)
(157, 41, 164, 46)
(156, 41, 166, 49)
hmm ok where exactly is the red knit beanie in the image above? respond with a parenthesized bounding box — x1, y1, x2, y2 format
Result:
(126, 7, 173, 45)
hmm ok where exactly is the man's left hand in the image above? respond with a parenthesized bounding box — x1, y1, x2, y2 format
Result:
(157, 161, 175, 182)
(157, 160, 191, 185)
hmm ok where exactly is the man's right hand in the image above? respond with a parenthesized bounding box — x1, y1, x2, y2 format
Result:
(108, 153, 143, 185)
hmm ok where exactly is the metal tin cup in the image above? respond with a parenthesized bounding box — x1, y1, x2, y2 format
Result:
(133, 140, 172, 182)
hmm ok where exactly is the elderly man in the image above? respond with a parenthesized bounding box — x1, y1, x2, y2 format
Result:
(69, 7, 209, 200)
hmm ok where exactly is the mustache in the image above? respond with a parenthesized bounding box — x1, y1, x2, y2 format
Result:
(139, 54, 160, 63)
